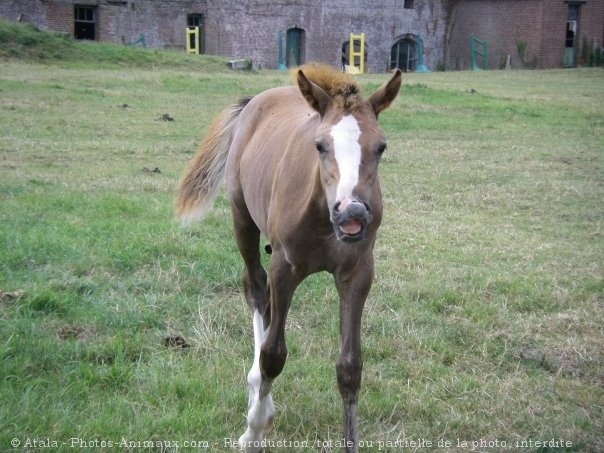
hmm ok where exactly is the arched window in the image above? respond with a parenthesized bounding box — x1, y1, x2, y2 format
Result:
(391, 34, 417, 72)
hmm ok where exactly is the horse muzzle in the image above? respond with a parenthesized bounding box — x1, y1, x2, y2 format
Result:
(331, 200, 373, 242)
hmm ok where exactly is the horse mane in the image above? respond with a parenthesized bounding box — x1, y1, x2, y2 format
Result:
(292, 63, 363, 111)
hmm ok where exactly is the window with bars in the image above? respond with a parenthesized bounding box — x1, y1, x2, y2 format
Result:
(74, 5, 96, 40)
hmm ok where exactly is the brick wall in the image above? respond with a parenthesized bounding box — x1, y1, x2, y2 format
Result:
(94, 1, 205, 47)
(447, 0, 604, 70)
(447, 0, 545, 70)
(0, 0, 73, 36)
(46, 0, 72, 36)
(0, 0, 47, 27)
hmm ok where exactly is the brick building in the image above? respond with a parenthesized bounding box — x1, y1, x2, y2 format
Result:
(0, 0, 447, 72)
(446, 0, 604, 69)
(1, 0, 602, 70)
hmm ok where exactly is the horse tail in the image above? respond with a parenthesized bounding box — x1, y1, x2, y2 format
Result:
(175, 97, 251, 224)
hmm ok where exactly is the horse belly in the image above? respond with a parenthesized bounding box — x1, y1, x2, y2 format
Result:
(239, 143, 279, 236)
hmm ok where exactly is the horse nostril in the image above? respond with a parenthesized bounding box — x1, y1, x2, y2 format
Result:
(348, 201, 367, 217)
(334, 199, 369, 216)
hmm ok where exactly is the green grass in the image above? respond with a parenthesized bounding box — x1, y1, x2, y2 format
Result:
(0, 18, 231, 71)
(1, 20, 603, 451)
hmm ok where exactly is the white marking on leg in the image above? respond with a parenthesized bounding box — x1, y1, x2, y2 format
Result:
(330, 115, 361, 210)
(238, 310, 275, 452)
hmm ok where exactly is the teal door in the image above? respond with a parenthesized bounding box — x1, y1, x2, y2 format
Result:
(286, 28, 303, 67)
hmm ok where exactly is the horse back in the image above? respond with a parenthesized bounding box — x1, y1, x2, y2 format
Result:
(225, 86, 320, 238)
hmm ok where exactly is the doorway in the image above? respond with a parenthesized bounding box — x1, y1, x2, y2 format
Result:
(187, 14, 204, 54)
(74, 5, 96, 40)
(286, 28, 304, 68)
(391, 35, 417, 71)
(564, 4, 580, 67)
(341, 38, 367, 72)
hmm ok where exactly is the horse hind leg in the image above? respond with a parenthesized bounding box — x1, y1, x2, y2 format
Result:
(231, 201, 270, 320)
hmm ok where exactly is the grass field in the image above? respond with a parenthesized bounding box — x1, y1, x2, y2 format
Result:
(1, 21, 603, 451)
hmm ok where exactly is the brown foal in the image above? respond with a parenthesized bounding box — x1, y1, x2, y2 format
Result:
(176, 64, 401, 452)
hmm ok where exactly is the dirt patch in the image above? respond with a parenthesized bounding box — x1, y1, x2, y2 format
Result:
(162, 335, 190, 350)
(156, 113, 174, 122)
(0, 289, 25, 305)
(56, 325, 94, 341)
(519, 344, 591, 377)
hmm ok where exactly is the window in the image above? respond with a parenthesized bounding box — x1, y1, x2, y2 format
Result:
(74, 5, 96, 40)
(187, 14, 202, 28)
(566, 5, 579, 48)
(391, 35, 417, 71)
(404, 0, 414, 9)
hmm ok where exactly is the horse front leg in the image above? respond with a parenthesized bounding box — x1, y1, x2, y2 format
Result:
(334, 256, 374, 453)
(239, 249, 299, 452)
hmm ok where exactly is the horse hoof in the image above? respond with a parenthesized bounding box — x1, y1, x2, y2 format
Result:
(238, 431, 262, 453)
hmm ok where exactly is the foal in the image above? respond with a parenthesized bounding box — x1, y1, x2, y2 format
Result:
(176, 64, 401, 452)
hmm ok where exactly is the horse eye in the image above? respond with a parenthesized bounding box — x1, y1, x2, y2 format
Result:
(377, 144, 387, 155)
(315, 142, 327, 154)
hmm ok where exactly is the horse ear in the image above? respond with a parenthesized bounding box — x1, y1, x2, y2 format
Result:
(297, 69, 331, 116)
(368, 69, 402, 117)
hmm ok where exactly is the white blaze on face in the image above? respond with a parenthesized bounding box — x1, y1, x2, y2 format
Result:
(330, 115, 362, 210)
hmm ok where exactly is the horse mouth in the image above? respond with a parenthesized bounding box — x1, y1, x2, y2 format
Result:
(331, 200, 372, 242)
(340, 219, 363, 235)
(334, 219, 366, 242)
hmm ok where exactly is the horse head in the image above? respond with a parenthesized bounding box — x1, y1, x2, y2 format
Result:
(297, 66, 402, 242)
